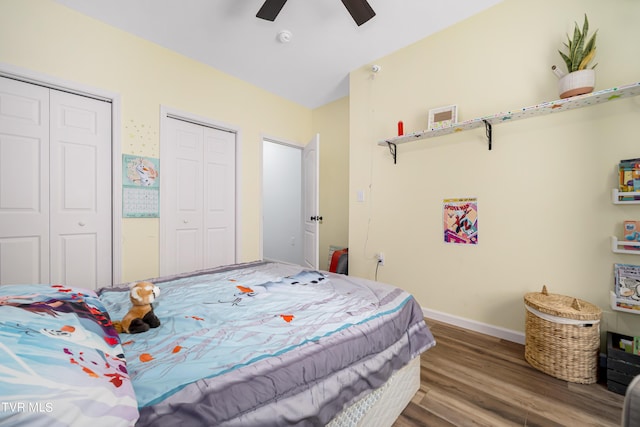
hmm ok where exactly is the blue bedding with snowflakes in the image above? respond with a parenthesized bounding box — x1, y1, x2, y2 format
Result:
(0, 285, 139, 427)
(98, 261, 434, 426)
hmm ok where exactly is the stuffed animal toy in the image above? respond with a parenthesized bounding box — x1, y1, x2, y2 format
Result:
(113, 281, 161, 334)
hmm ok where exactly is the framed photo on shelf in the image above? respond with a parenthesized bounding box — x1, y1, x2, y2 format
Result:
(428, 105, 457, 130)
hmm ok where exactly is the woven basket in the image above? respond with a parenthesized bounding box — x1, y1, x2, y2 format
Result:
(524, 285, 602, 384)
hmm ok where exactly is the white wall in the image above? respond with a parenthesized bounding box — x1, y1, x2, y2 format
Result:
(263, 140, 304, 265)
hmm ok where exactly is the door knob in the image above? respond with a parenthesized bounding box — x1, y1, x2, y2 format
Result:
(78, 221, 86, 226)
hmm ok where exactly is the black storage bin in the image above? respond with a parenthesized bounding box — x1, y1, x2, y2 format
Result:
(607, 331, 640, 395)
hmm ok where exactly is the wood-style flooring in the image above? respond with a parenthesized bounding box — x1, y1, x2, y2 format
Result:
(394, 319, 625, 427)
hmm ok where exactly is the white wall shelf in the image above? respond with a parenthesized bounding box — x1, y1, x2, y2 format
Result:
(612, 189, 640, 204)
(611, 187, 640, 314)
(610, 291, 640, 314)
(379, 81, 640, 164)
(611, 236, 640, 254)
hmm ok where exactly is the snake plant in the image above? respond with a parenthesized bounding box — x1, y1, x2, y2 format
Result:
(558, 14, 598, 73)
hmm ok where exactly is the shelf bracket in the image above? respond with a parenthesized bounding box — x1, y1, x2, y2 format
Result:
(386, 141, 397, 164)
(483, 120, 492, 150)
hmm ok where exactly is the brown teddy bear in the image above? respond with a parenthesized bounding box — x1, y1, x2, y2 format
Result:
(113, 281, 161, 334)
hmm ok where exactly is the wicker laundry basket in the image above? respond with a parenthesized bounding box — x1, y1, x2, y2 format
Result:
(524, 285, 602, 384)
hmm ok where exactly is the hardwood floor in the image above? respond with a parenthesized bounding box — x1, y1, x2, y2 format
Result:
(394, 319, 625, 427)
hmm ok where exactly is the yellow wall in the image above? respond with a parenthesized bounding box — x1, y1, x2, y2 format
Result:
(3, 0, 637, 338)
(313, 96, 350, 270)
(0, 0, 315, 282)
(349, 0, 640, 337)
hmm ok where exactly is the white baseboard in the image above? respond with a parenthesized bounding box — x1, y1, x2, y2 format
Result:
(422, 307, 525, 345)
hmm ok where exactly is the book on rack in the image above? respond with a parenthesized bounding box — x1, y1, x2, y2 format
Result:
(624, 220, 640, 250)
(618, 157, 640, 200)
(620, 157, 640, 165)
(614, 264, 640, 310)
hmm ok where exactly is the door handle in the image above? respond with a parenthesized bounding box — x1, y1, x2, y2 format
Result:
(310, 216, 323, 221)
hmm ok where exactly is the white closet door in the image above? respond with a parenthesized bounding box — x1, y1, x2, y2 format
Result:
(163, 117, 204, 274)
(203, 127, 236, 268)
(0, 77, 112, 288)
(49, 90, 112, 289)
(0, 77, 50, 284)
(162, 116, 236, 276)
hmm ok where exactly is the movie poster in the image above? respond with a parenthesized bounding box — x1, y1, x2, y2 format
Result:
(443, 198, 478, 245)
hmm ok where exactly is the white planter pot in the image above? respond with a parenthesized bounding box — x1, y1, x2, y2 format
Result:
(558, 69, 595, 99)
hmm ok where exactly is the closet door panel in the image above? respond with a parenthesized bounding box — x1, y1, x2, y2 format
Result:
(163, 118, 204, 275)
(57, 234, 98, 287)
(49, 90, 111, 289)
(203, 127, 235, 268)
(0, 77, 49, 284)
(161, 116, 236, 276)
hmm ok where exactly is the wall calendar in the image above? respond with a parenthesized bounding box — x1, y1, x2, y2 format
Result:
(122, 155, 160, 218)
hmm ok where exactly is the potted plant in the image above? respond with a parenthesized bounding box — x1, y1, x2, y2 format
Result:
(551, 14, 598, 98)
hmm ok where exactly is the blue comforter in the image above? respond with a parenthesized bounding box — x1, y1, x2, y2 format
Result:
(0, 285, 139, 427)
(99, 262, 434, 426)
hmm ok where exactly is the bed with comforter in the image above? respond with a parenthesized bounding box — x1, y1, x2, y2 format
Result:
(0, 261, 435, 426)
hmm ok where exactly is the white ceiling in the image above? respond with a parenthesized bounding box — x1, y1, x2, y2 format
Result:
(53, 0, 502, 109)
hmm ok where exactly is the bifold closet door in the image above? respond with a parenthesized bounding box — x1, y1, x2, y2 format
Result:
(162, 117, 236, 276)
(49, 89, 112, 288)
(0, 78, 50, 284)
(0, 77, 112, 288)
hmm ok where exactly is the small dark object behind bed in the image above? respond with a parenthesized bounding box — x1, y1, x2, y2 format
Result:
(329, 248, 348, 275)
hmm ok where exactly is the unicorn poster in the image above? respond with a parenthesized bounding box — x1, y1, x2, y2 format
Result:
(443, 198, 478, 245)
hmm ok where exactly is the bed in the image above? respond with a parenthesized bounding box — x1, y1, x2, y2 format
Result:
(0, 261, 435, 426)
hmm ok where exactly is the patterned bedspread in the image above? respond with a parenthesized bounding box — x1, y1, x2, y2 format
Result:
(0, 285, 139, 427)
(99, 261, 435, 426)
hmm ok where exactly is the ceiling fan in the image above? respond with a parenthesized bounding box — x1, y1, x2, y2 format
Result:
(256, 0, 376, 27)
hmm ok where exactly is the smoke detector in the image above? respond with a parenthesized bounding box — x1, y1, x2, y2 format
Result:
(277, 30, 292, 43)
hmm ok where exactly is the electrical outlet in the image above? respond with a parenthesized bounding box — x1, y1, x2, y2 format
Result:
(377, 252, 385, 266)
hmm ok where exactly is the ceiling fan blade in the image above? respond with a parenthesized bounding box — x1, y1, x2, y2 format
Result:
(256, 0, 288, 21)
(341, 0, 376, 26)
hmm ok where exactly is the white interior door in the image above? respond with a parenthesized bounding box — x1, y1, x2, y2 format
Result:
(162, 116, 236, 276)
(0, 77, 112, 288)
(262, 140, 303, 265)
(0, 77, 50, 284)
(302, 134, 320, 269)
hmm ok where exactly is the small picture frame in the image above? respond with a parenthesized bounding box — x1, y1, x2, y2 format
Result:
(428, 105, 457, 130)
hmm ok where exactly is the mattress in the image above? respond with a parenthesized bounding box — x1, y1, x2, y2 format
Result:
(328, 355, 421, 427)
